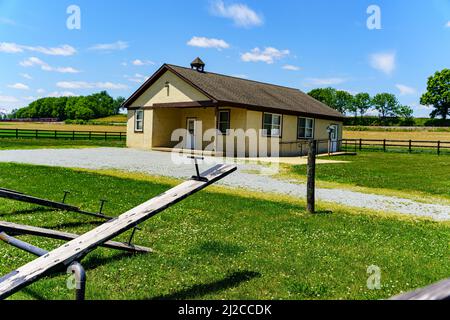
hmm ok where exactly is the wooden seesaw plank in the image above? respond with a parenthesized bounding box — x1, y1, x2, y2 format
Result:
(390, 278, 450, 300)
(0, 164, 236, 300)
(0, 221, 152, 254)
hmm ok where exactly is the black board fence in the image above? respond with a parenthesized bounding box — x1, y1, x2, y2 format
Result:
(342, 138, 450, 155)
(0, 128, 125, 141)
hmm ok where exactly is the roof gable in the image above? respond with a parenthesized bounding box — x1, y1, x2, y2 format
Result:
(124, 67, 212, 107)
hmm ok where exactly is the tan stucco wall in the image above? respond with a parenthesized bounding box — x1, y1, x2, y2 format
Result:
(126, 109, 153, 149)
(152, 108, 182, 148)
(243, 111, 343, 156)
(178, 108, 216, 149)
(130, 71, 209, 107)
(151, 106, 249, 152)
(127, 69, 211, 149)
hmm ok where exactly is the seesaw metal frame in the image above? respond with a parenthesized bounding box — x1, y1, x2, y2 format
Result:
(0, 188, 112, 220)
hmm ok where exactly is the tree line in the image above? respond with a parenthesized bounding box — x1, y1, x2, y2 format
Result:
(308, 68, 450, 123)
(307, 88, 413, 121)
(9, 91, 126, 121)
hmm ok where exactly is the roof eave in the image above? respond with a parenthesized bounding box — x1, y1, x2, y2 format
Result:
(216, 101, 344, 121)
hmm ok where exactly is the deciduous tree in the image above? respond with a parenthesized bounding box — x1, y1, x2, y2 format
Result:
(420, 69, 450, 120)
(353, 93, 372, 118)
(372, 93, 399, 121)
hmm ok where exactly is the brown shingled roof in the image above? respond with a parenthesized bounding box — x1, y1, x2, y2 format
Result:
(123, 63, 344, 120)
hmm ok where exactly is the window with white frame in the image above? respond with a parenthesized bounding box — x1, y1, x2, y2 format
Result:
(263, 113, 282, 137)
(134, 110, 144, 132)
(217, 110, 230, 135)
(298, 117, 314, 139)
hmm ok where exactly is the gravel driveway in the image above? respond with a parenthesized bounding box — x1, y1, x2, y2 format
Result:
(1, 147, 449, 221)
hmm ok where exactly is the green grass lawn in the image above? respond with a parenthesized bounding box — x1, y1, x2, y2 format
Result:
(0, 163, 449, 300)
(289, 151, 450, 201)
(0, 138, 126, 150)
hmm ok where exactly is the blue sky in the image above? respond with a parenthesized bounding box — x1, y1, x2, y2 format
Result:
(1, 0, 450, 116)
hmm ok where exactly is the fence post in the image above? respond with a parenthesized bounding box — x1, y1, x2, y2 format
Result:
(54, 130, 57, 139)
(15, 128, 18, 139)
(89, 131, 92, 140)
(437, 141, 441, 156)
(307, 140, 317, 214)
(359, 138, 362, 151)
(35, 130, 38, 139)
(409, 140, 412, 153)
(383, 139, 386, 152)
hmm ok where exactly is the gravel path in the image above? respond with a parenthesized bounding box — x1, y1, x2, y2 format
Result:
(1, 147, 449, 221)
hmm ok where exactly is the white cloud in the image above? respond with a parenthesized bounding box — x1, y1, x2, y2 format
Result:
(396, 84, 416, 96)
(47, 91, 76, 97)
(187, 36, 230, 50)
(0, 95, 19, 103)
(52, 67, 80, 73)
(24, 44, 76, 56)
(56, 81, 128, 90)
(89, 41, 129, 51)
(19, 57, 42, 67)
(125, 73, 150, 84)
(282, 64, 300, 71)
(410, 102, 432, 111)
(445, 21, 450, 28)
(241, 47, 290, 64)
(305, 77, 348, 86)
(0, 42, 76, 56)
(20, 57, 80, 73)
(211, 0, 263, 27)
(370, 52, 396, 75)
(0, 42, 23, 53)
(7, 83, 29, 90)
(0, 17, 16, 26)
(131, 59, 155, 66)
(36, 88, 46, 94)
(20, 73, 32, 80)
(231, 74, 249, 79)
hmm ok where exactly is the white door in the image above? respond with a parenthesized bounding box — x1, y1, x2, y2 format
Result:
(329, 125, 339, 153)
(186, 118, 196, 149)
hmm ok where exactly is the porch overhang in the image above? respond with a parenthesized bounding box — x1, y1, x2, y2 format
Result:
(127, 100, 218, 110)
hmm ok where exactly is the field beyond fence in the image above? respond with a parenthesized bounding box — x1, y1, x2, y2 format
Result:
(342, 138, 450, 155)
(0, 128, 125, 141)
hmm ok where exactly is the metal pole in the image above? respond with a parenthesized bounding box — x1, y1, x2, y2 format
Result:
(67, 262, 86, 301)
(0, 232, 48, 257)
(307, 140, 317, 214)
(0, 231, 88, 301)
(98, 199, 107, 215)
